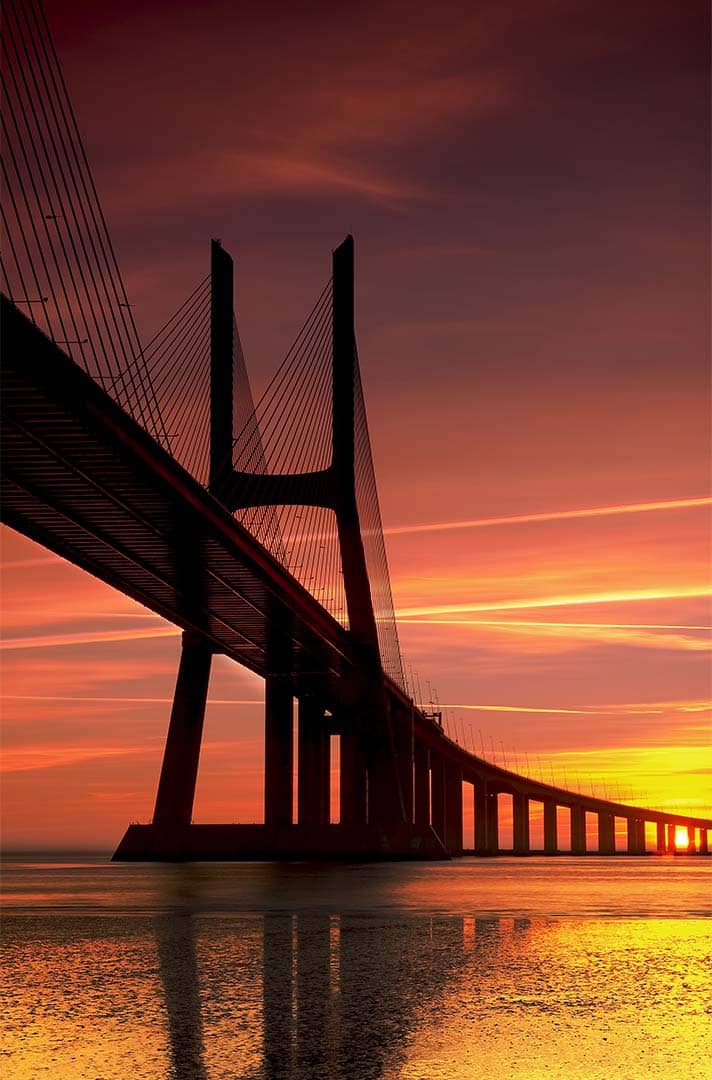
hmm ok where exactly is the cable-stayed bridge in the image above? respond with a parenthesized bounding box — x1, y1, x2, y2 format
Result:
(2, 0, 709, 860)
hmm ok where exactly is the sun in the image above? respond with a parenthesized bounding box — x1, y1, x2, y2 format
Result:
(674, 826, 689, 850)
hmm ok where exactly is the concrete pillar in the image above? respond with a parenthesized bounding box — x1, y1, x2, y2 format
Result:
(571, 805, 586, 855)
(413, 740, 430, 828)
(486, 786, 499, 854)
(367, 734, 404, 829)
(598, 812, 615, 855)
(513, 792, 529, 855)
(474, 783, 488, 854)
(297, 697, 326, 826)
(340, 731, 367, 827)
(700, 830, 709, 855)
(543, 798, 557, 854)
(444, 764, 463, 854)
(153, 631, 213, 830)
(265, 673, 293, 827)
(393, 709, 414, 824)
(687, 826, 696, 854)
(430, 754, 446, 842)
(667, 823, 676, 852)
(626, 817, 645, 854)
(656, 822, 666, 854)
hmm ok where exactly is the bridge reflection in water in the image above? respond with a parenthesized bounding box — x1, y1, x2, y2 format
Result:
(3, 858, 710, 1079)
(146, 865, 709, 1080)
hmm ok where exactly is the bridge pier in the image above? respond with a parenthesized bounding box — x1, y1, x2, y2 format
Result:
(153, 631, 213, 833)
(265, 673, 294, 827)
(687, 826, 697, 854)
(656, 821, 666, 854)
(626, 817, 646, 854)
(392, 707, 414, 824)
(414, 740, 430, 829)
(340, 731, 368, 827)
(297, 697, 329, 825)
(571, 805, 586, 855)
(444, 765, 463, 854)
(473, 784, 487, 855)
(486, 786, 499, 854)
(598, 812, 615, 855)
(700, 830, 709, 855)
(513, 792, 529, 855)
(543, 798, 557, 854)
(430, 754, 446, 843)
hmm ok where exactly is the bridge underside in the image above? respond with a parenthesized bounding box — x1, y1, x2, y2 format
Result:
(0, 299, 353, 700)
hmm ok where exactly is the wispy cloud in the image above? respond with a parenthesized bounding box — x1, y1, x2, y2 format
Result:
(396, 585, 711, 617)
(400, 618, 711, 652)
(385, 495, 711, 537)
(0, 627, 181, 651)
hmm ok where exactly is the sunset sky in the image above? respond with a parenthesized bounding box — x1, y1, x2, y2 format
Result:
(1, 0, 710, 847)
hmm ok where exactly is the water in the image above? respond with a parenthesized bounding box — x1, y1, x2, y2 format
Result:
(1, 855, 710, 1079)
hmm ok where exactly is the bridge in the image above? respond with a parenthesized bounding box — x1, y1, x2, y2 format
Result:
(2, 0, 709, 861)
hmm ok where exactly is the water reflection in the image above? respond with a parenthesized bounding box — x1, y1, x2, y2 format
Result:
(2, 858, 710, 1079)
(155, 908, 534, 1080)
(155, 916, 207, 1080)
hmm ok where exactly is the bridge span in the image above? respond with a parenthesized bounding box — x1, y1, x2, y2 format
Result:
(3, 288, 709, 861)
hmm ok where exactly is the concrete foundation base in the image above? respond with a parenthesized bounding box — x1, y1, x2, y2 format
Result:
(113, 822, 450, 861)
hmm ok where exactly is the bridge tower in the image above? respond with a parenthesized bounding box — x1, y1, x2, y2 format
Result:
(213, 236, 408, 842)
(148, 237, 412, 856)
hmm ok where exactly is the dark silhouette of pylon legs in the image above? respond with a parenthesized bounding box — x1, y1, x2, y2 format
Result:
(153, 630, 213, 831)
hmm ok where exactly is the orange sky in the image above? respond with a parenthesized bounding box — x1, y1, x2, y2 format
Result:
(1, 0, 710, 847)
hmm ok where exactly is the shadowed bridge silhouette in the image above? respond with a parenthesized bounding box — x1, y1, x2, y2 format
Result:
(1, 0, 709, 861)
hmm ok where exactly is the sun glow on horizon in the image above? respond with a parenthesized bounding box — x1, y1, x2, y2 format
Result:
(674, 826, 690, 851)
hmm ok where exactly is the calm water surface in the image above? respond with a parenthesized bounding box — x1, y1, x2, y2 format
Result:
(1, 855, 710, 1079)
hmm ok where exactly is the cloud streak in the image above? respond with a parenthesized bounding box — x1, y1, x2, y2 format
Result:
(396, 585, 711, 617)
(385, 496, 712, 537)
(0, 627, 181, 651)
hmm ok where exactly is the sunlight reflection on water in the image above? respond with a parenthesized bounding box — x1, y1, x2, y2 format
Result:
(1, 856, 710, 1079)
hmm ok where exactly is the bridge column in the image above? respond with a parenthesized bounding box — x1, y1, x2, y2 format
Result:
(543, 798, 557, 854)
(153, 631, 213, 831)
(413, 740, 430, 829)
(444, 765, 463, 854)
(297, 697, 327, 826)
(265, 674, 293, 828)
(700, 830, 709, 855)
(430, 754, 446, 843)
(656, 822, 666, 854)
(667, 823, 676, 853)
(393, 706, 414, 824)
(473, 783, 488, 855)
(513, 792, 529, 855)
(598, 812, 615, 855)
(687, 826, 697, 854)
(571, 805, 586, 855)
(626, 817, 645, 854)
(340, 730, 367, 827)
(486, 786, 499, 854)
